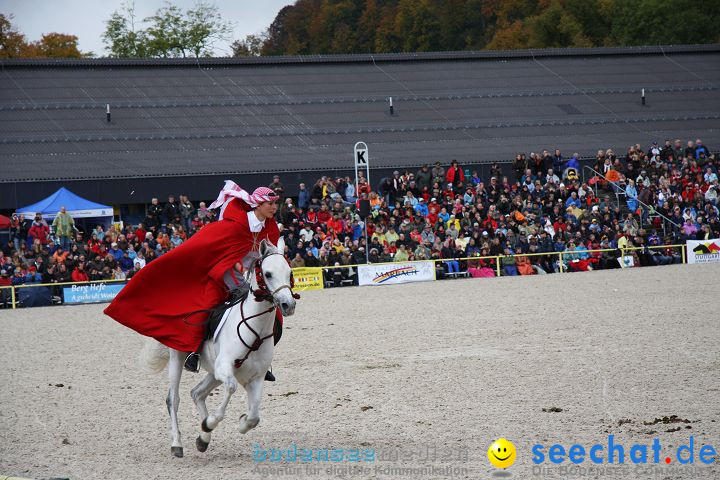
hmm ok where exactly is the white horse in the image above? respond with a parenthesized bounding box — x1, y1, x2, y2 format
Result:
(140, 238, 297, 457)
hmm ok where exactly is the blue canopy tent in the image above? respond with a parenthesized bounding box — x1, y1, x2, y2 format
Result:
(15, 187, 114, 234)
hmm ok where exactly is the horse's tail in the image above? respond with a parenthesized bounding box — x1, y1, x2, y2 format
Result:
(139, 337, 169, 374)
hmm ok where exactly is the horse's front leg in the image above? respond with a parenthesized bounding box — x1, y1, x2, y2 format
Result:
(198, 365, 237, 444)
(191, 373, 221, 452)
(238, 377, 264, 434)
(167, 349, 185, 457)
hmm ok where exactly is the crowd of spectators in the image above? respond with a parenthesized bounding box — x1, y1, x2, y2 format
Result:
(0, 194, 218, 302)
(1, 137, 718, 303)
(277, 138, 718, 278)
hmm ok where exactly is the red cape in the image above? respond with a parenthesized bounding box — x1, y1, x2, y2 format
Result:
(104, 199, 279, 351)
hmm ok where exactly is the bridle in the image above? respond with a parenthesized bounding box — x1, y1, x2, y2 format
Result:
(249, 252, 301, 304)
(233, 251, 300, 370)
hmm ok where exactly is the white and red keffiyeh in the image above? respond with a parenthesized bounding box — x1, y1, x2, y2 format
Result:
(209, 180, 279, 219)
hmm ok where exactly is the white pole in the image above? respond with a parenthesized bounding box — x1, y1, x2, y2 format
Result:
(354, 142, 370, 263)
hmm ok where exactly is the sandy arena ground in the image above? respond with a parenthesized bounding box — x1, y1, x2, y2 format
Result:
(1, 263, 719, 480)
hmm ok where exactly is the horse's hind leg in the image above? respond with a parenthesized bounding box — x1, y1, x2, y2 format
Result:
(167, 349, 184, 457)
(238, 377, 263, 434)
(191, 373, 221, 452)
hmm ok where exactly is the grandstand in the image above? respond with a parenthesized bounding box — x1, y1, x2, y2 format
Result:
(1, 44, 719, 208)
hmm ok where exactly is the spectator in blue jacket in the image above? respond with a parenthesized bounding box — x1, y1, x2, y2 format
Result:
(109, 242, 123, 261)
(625, 179, 639, 213)
(463, 188, 475, 205)
(25, 267, 43, 283)
(351, 220, 364, 242)
(694, 139, 709, 158)
(11, 269, 26, 286)
(565, 154, 580, 171)
(297, 183, 310, 209)
(438, 207, 450, 225)
(414, 198, 429, 217)
(120, 251, 134, 272)
(565, 191, 581, 208)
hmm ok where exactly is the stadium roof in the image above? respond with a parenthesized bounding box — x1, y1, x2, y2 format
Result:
(1, 44, 719, 184)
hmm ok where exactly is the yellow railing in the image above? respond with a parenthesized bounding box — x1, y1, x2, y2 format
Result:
(319, 243, 686, 277)
(0, 244, 687, 309)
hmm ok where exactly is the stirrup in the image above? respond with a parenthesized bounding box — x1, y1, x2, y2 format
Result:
(184, 352, 200, 373)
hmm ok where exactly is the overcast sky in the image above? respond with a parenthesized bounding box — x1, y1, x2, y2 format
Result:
(3, 0, 293, 57)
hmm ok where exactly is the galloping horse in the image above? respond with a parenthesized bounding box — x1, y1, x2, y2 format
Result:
(140, 238, 297, 457)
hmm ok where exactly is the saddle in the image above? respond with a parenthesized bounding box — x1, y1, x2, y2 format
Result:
(203, 287, 282, 345)
(204, 287, 249, 341)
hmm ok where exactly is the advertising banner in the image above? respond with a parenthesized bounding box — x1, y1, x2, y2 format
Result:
(358, 261, 435, 286)
(687, 239, 720, 264)
(618, 255, 634, 268)
(292, 267, 324, 291)
(63, 282, 126, 304)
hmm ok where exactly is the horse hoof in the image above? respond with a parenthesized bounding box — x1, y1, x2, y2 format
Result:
(238, 414, 250, 434)
(196, 436, 209, 453)
(171, 446, 184, 458)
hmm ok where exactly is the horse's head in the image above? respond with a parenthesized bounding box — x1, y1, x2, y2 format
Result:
(256, 238, 297, 316)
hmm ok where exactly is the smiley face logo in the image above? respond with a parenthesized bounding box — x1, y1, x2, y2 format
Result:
(488, 438, 516, 468)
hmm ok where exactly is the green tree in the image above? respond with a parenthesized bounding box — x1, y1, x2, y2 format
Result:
(564, 0, 613, 46)
(308, 0, 359, 53)
(183, 1, 233, 57)
(527, 0, 593, 48)
(462, 0, 492, 49)
(102, 3, 148, 58)
(437, 0, 469, 51)
(395, 0, 440, 52)
(103, 1, 233, 58)
(610, 0, 720, 46)
(144, 2, 185, 57)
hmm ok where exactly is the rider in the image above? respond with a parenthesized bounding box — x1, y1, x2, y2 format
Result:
(104, 182, 283, 380)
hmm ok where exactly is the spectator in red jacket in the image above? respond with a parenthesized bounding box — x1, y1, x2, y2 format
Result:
(317, 204, 332, 224)
(71, 263, 89, 282)
(327, 214, 343, 236)
(135, 223, 147, 243)
(28, 214, 50, 245)
(445, 159, 465, 190)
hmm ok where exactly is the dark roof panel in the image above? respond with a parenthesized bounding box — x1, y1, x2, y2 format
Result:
(1, 46, 719, 183)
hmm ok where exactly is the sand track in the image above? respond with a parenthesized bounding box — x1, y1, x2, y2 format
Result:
(1, 263, 719, 479)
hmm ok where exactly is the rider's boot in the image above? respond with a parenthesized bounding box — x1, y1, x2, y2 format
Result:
(184, 352, 200, 373)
